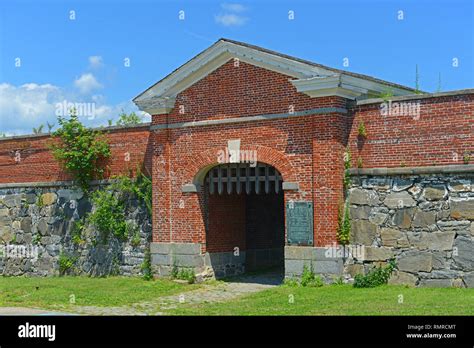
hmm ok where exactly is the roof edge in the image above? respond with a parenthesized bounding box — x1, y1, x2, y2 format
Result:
(356, 88, 474, 106)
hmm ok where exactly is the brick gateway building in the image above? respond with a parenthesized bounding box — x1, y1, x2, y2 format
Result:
(132, 39, 474, 282)
(1, 39, 473, 285)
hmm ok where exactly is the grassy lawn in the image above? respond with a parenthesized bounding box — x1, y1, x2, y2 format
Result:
(0, 276, 199, 311)
(2, 276, 473, 315)
(168, 284, 474, 316)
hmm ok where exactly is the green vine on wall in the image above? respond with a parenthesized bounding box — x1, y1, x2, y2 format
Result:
(343, 148, 352, 190)
(339, 147, 352, 246)
(50, 111, 111, 191)
(87, 170, 152, 243)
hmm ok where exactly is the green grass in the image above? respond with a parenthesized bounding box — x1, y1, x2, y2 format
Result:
(0, 276, 199, 311)
(2, 277, 473, 315)
(167, 284, 474, 316)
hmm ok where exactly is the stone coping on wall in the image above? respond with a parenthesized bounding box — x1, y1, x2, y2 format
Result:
(0, 122, 151, 142)
(0, 179, 114, 189)
(356, 88, 474, 106)
(348, 164, 474, 176)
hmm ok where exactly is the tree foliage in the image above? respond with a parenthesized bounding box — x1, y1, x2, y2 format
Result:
(116, 110, 143, 126)
(50, 112, 111, 191)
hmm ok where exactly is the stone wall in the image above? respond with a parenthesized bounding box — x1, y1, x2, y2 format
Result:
(346, 170, 474, 287)
(285, 246, 344, 281)
(0, 182, 151, 277)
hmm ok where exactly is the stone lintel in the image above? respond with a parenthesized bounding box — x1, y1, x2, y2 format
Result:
(181, 184, 198, 193)
(282, 182, 299, 191)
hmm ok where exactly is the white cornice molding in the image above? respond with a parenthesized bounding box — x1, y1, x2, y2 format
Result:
(134, 96, 176, 115)
(290, 74, 416, 100)
(291, 75, 369, 99)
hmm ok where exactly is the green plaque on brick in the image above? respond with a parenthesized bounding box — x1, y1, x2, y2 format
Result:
(286, 201, 313, 246)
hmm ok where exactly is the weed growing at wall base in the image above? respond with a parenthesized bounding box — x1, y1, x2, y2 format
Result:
(58, 252, 78, 275)
(353, 260, 397, 288)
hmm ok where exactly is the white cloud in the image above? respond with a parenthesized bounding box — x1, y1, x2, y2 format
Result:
(215, 3, 248, 27)
(74, 73, 103, 94)
(0, 82, 149, 136)
(88, 55, 104, 69)
(215, 13, 248, 27)
(221, 3, 246, 12)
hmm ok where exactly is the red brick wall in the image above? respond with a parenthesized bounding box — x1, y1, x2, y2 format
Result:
(0, 126, 152, 183)
(152, 60, 347, 126)
(348, 94, 474, 168)
(207, 192, 246, 253)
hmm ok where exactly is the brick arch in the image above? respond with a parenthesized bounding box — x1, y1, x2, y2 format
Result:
(190, 145, 297, 186)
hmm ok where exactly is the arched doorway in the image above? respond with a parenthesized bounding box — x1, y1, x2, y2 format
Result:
(204, 162, 285, 278)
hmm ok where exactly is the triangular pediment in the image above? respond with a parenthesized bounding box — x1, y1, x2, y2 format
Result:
(134, 38, 416, 115)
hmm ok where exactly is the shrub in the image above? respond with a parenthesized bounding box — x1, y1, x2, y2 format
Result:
(116, 110, 143, 126)
(87, 171, 151, 243)
(109, 168, 152, 215)
(88, 189, 128, 242)
(353, 260, 396, 288)
(50, 112, 111, 191)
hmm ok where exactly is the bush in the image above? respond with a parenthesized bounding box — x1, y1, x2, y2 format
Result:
(50, 112, 111, 191)
(353, 260, 396, 288)
(87, 171, 151, 244)
(88, 189, 128, 242)
(116, 110, 143, 126)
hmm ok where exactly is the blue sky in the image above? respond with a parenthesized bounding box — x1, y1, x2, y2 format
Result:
(0, 0, 472, 135)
